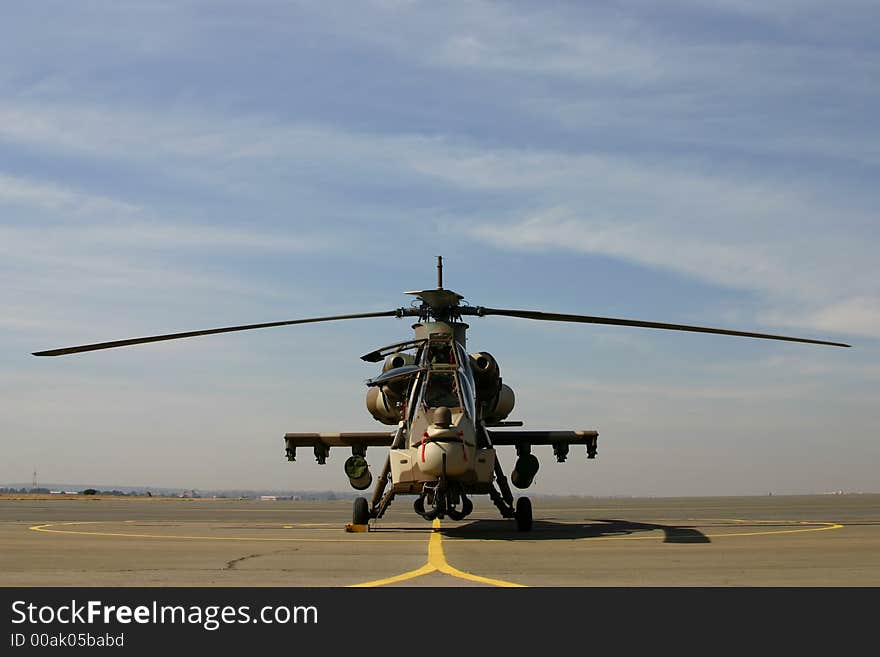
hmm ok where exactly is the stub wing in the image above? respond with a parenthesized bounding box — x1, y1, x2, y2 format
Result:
(284, 432, 395, 463)
(486, 429, 599, 459)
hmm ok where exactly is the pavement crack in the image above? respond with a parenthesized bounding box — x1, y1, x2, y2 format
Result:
(224, 547, 299, 570)
(224, 552, 264, 570)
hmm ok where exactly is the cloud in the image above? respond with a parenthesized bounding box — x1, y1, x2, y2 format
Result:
(1, 95, 874, 343)
(0, 167, 344, 339)
(0, 170, 336, 282)
(0, 220, 331, 254)
(0, 173, 141, 217)
(1, 4, 875, 341)
(15, 108, 875, 342)
(762, 298, 880, 339)
(466, 210, 878, 339)
(0, 102, 276, 163)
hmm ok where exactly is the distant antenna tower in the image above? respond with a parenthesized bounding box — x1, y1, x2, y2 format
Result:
(32, 468, 37, 491)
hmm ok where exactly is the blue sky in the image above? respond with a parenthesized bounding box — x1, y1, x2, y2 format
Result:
(2, 1, 878, 496)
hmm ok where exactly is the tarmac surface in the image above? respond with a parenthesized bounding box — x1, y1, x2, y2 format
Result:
(1, 494, 878, 586)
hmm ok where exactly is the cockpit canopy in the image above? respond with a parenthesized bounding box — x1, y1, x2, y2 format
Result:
(418, 336, 475, 418)
(424, 371, 460, 408)
(364, 332, 477, 421)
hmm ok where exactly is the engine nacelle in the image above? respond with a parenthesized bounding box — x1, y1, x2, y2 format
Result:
(380, 352, 416, 401)
(365, 386, 401, 425)
(383, 351, 415, 372)
(469, 351, 501, 399)
(482, 383, 515, 423)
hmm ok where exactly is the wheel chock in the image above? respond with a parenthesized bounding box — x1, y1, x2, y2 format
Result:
(345, 523, 369, 532)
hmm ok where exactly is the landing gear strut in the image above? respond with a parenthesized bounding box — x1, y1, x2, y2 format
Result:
(368, 454, 395, 520)
(490, 453, 533, 531)
(448, 496, 473, 521)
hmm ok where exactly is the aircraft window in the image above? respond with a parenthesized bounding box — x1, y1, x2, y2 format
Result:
(424, 372, 460, 408)
(457, 367, 475, 418)
(406, 370, 424, 420)
(428, 343, 455, 366)
(414, 344, 425, 364)
(456, 344, 472, 376)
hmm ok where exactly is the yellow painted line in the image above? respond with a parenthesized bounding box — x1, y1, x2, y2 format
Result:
(120, 521, 339, 529)
(350, 519, 525, 587)
(348, 563, 437, 587)
(441, 519, 844, 542)
(152, 508, 353, 512)
(592, 521, 842, 541)
(28, 521, 426, 543)
(30, 518, 842, 545)
(703, 520, 843, 539)
(428, 519, 524, 587)
(30, 517, 841, 587)
(568, 520, 843, 542)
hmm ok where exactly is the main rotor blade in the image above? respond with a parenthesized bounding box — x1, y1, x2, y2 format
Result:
(33, 309, 412, 356)
(469, 307, 851, 348)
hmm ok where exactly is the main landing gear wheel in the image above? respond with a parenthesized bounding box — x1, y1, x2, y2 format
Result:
(447, 497, 473, 521)
(515, 497, 532, 532)
(353, 497, 370, 525)
(413, 495, 439, 520)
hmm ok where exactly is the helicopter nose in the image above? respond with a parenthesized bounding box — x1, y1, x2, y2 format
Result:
(419, 440, 469, 477)
(419, 417, 470, 477)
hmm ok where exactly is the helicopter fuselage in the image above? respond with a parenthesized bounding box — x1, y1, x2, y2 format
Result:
(370, 321, 502, 519)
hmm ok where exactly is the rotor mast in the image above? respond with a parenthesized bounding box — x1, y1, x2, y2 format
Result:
(437, 255, 443, 289)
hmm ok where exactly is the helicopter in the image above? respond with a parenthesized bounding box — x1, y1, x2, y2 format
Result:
(33, 257, 850, 531)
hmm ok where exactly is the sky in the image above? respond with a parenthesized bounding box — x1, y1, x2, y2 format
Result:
(1, 1, 878, 497)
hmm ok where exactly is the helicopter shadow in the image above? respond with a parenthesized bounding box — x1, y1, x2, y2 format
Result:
(441, 518, 711, 543)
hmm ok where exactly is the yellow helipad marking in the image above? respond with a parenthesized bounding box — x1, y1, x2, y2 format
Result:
(28, 521, 425, 543)
(699, 519, 844, 539)
(29, 518, 842, 546)
(29, 517, 843, 587)
(584, 519, 843, 541)
(350, 519, 525, 587)
(440, 519, 844, 542)
(348, 562, 437, 587)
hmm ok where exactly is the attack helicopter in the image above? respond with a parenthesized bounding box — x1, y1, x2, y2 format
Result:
(33, 257, 850, 531)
